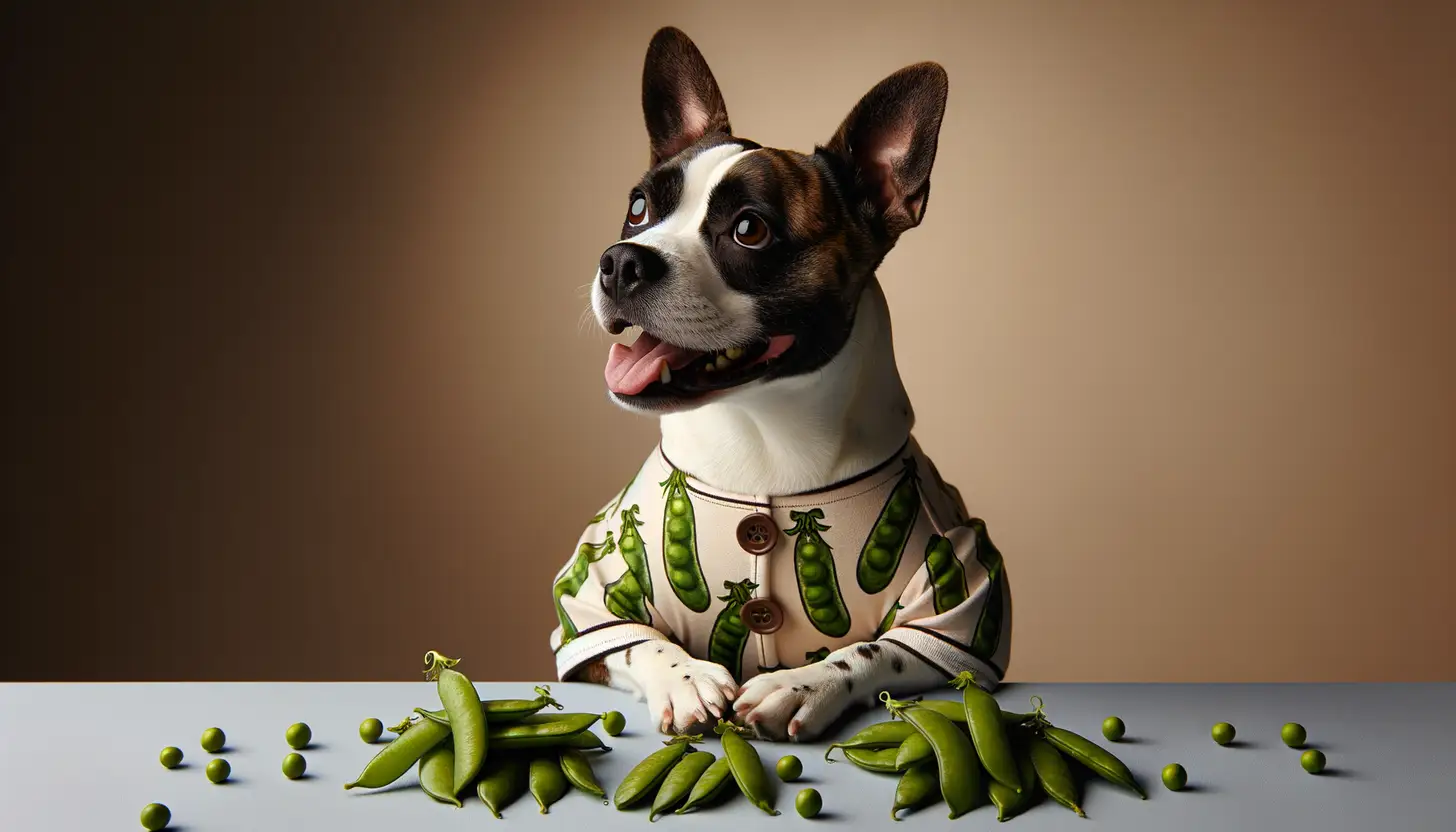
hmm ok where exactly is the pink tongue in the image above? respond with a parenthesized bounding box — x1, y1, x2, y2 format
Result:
(605, 333, 703, 395)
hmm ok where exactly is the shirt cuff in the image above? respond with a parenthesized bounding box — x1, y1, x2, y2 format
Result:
(878, 624, 1003, 688)
(554, 621, 670, 682)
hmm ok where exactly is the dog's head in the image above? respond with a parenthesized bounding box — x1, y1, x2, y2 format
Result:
(594, 27, 948, 413)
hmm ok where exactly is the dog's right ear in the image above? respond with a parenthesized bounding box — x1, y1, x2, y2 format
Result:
(641, 27, 732, 166)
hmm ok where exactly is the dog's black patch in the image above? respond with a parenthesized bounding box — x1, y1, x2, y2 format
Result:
(891, 655, 904, 673)
(671, 663, 678, 668)
(856, 645, 874, 660)
(831, 660, 851, 672)
(845, 679, 854, 693)
(868, 643, 882, 653)
(683, 675, 691, 681)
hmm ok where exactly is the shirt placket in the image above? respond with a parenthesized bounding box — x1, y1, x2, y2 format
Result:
(732, 496, 785, 673)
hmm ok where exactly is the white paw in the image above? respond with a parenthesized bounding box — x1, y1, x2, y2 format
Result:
(640, 657, 739, 735)
(732, 663, 856, 742)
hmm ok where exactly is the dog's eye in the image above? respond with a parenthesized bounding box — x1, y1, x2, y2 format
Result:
(732, 212, 772, 250)
(627, 194, 650, 227)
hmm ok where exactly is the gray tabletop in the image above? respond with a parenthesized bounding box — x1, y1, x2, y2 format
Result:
(2, 681, 1451, 831)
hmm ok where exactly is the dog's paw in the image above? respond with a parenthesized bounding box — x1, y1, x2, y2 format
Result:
(639, 657, 739, 736)
(732, 663, 857, 742)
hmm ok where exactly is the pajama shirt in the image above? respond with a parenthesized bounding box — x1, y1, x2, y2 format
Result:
(550, 438, 1012, 687)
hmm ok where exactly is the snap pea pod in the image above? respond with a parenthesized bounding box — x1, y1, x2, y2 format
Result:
(1027, 735, 1085, 817)
(529, 755, 570, 814)
(842, 746, 902, 773)
(874, 601, 904, 638)
(707, 579, 758, 682)
(415, 708, 599, 743)
(967, 518, 1007, 662)
(651, 749, 717, 821)
(675, 754, 737, 814)
(554, 534, 616, 643)
(560, 748, 608, 802)
(715, 720, 780, 816)
(923, 535, 969, 613)
(857, 457, 921, 593)
(891, 760, 940, 821)
(895, 730, 934, 771)
(476, 755, 529, 818)
(343, 717, 450, 790)
(951, 670, 1020, 791)
(787, 508, 852, 637)
(617, 503, 653, 603)
(824, 720, 917, 762)
(417, 739, 462, 807)
(661, 470, 710, 612)
(911, 698, 1034, 726)
(496, 730, 611, 752)
(423, 651, 486, 797)
(881, 693, 981, 819)
(988, 743, 1038, 822)
(483, 686, 564, 724)
(614, 734, 701, 809)
(1042, 724, 1147, 799)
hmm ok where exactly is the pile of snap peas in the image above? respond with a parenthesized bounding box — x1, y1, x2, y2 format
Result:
(614, 719, 781, 820)
(826, 671, 1147, 821)
(343, 651, 615, 816)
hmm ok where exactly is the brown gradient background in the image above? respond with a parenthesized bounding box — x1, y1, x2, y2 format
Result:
(4, 1, 1453, 683)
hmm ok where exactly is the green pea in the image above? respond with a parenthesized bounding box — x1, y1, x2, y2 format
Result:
(881, 694, 980, 819)
(344, 716, 450, 790)
(282, 752, 306, 780)
(1282, 722, 1307, 748)
(529, 755, 570, 814)
(158, 746, 183, 769)
(789, 508, 852, 638)
(669, 498, 688, 516)
(615, 735, 699, 809)
(675, 754, 736, 814)
(803, 585, 830, 605)
(857, 458, 920, 593)
(554, 533, 617, 644)
(891, 761, 939, 821)
(1300, 749, 1326, 774)
(1027, 736, 1084, 816)
(708, 579, 759, 682)
(602, 710, 626, 736)
(200, 727, 225, 753)
(1212, 722, 1236, 745)
(716, 720, 780, 816)
(776, 755, 803, 781)
(425, 651, 486, 797)
(285, 722, 311, 750)
(795, 788, 823, 818)
(139, 802, 170, 831)
(1102, 716, 1126, 741)
(825, 720, 917, 761)
(1162, 762, 1187, 791)
(476, 755, 529, 818)
(652, 749, 717, 820)
(923, 535, 968, 614)
(358, 718, 383, 743)
(205, 758, 230, 784)
(666, 543, 691, 565)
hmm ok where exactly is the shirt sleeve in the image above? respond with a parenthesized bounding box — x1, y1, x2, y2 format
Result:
(875, 518, 1012, 689)
(549, 502, 675, 681)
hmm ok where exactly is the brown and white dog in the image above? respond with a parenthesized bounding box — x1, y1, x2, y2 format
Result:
(563, 27, 1007, 742)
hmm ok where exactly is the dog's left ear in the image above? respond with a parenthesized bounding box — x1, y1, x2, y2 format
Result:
(824, 62, 948, 239)
(641, 27, 732, 166)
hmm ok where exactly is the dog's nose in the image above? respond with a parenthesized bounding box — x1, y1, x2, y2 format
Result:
(598, 243, 667, 301)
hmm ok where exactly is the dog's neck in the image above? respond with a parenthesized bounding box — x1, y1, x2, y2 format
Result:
(658, 278, 913, 496)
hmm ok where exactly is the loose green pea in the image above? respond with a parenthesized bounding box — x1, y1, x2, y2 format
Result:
(158, 747, 183, 769)
(1301, 749, 1326, 774)
(282, 752, 306, 780)
(602, 710, 626, 737)
(286, 722, 311, 750)
(1162, 763, 1187, 791)
(777, 755, 803, 782)
(1282, 722, 1307, 748)
(795, 788, 822, 818)
(200, 727, 225, 753)
(1102, 716, 1126, 741)
(140, 802, 171, 830)
(359, 718, 384, 743)
(1212, 722, 1236, 745)
(206, 758, 231, 784)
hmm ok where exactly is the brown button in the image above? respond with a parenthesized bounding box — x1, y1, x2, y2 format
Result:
(740, 598, 784, 634)
(736, 512, 779, 555)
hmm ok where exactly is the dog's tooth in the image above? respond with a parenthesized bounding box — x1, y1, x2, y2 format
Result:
(715, 355, 731, 370)
(660, 363, 671, 384)
(726, 347, 744, 360)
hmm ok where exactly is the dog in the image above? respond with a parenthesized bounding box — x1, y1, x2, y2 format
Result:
(548, 27, 1012, 742)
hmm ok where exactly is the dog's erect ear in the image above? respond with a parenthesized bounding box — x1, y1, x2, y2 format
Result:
(642, 27, 732, 165)
(824, 62, 948, 239)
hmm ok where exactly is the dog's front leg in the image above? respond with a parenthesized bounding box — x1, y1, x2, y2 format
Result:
(578, 642, 739, 735)
(732, 642, 946, 741)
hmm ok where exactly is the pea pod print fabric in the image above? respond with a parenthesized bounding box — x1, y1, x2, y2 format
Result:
(549, 440, 1013, 690)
